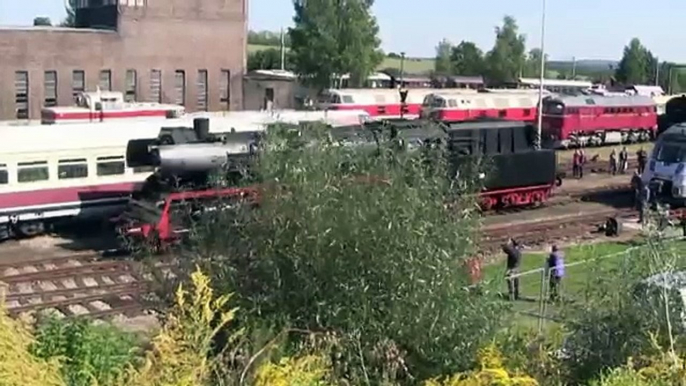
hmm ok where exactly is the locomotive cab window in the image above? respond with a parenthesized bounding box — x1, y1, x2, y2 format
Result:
(17, 161, 49, 183)
(58, 158, 88, 179)
(96, 156, 125, 176)
(341, 95, 354, 103)
(0, 164, 7, 185)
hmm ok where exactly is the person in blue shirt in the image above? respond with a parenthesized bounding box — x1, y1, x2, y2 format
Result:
(547, 245, 565, 302)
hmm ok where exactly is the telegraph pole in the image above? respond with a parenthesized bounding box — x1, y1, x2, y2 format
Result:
(280, 27, 286, 70)
(399, 52, 407, 119)
(536, 0, 547, 149)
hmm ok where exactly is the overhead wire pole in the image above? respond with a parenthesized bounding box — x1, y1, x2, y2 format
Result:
(536, 0, 547, 149)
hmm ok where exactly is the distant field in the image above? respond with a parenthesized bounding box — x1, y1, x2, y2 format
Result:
(248, 44, 436, 74)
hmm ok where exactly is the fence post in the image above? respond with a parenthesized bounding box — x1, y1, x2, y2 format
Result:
(537, 266, 548, 334)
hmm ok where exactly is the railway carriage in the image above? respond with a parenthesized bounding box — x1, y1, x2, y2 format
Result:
(419, 91, 545, 123)
(541, 94, 657, 148)
(317, 88, 468, 119)
(0, 110, 367, 241)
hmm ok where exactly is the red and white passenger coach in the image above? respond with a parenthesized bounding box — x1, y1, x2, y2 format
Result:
(317, 88, 475, 119)
(419, 90, 547, 122)
(0, 109, 368, 240)
(541, 94, 658, 148)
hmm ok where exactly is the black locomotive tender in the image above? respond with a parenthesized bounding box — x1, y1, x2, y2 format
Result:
(126, 117, 559, 210)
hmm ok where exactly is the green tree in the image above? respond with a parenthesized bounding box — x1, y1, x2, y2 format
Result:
(289, 0, 383, 89)
(485, 16, 527, 84)
(33, 17, 52, 26)
(450, 41, 485, 76)
(615, 38, 656, 86)
(247, 48, 293, 71)
(434, 39, 453, 75)
(61, 0, 76, 27)
(523, 48, 548, 78)
(186, 123, 506, 383)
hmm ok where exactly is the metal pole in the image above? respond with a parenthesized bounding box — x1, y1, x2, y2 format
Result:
(280, 27, 285, 70)
(536, 0, 547, 150)
(572, 56, 576, 79)
(655, 57, 659, 86)
(400, 52, 406, 87)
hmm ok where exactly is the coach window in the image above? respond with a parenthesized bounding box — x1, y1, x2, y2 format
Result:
(96, 156, 125, 176)
(58, 158, 88, 179)
(342, 95, 354, 103)
(0, 164, 7, 185)
(17, 161, 49, 183)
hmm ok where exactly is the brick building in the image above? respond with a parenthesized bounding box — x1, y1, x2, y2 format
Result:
(0, 0, 247, 121)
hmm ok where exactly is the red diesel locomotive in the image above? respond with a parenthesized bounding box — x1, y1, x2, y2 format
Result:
(541, 94, 658, 148)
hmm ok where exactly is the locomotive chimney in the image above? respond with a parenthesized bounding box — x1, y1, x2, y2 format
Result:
(193, 117, 210, 141)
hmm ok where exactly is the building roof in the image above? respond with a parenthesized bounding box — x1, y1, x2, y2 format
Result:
(519, 78, 592, 88)
(631, 85, 664, 96)
(246, 69, 298, 81)
(0, 25, 115, 34)
(449, 75, 484, 84)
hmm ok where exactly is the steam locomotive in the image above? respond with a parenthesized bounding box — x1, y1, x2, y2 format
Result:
(116, 117, 560, 246)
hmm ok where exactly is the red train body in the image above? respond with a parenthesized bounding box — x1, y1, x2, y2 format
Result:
(541, 94, 658, 148)
(117, 187, 258, 247)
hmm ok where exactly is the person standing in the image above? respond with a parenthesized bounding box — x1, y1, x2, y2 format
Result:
(631, 171, 642, 208)
(609, 149, 618, 175)
(639, 182, 651, 224)
(637, 148, 648, 174)
(578, 148, 586, 179)
(547, 245, 565, 302)
(502, 239, 521, 301)
(572, 149, 581, 179)
(619, 146, 629, 174)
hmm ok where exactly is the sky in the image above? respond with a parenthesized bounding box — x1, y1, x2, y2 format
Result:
(0, 0, 684, 62)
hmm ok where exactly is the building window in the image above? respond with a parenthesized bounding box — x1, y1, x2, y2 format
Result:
(15, 71, 29, 119)
(0, 164, 8, 185)
(44, 71, 58, 107)
(96, 156, 125, 176)
(58, 158, 88, 179)
(174, 70, 185, 106)
(99, 70, 111, 91)
(150, 69, 162, 103)
(17, 161, 49, 183)
(72, 70, 85, 99)
(220, 70, 230, 110)
(125, 69, 137, 102)
(197, 70, 208, 111)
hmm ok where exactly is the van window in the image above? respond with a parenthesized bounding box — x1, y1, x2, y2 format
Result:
(96, 156, 125, 176)
(17, 161, 49, 183)
(58, 158, 88, 179)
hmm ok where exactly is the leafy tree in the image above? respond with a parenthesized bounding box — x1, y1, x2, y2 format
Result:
(289, 0, 384, 89)
(523, 48, 548, 78)
(450, 41, 485, 76)
(33, 17, 52, 26)
(434, 39, 453, 75)
(61, 0, 76, 27)
(248, 48, 293, 71)
(485, 16, 527, 84)
(187, 123, 507, 382)
(248, 30, 291, 47)
(615, 38, 656, 86)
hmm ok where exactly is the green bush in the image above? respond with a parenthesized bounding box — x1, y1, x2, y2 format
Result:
(187, 123, 507, 382)
(31, 317, 140, 386)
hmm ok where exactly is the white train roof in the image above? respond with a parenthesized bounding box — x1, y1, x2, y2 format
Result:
(324, 88, 470, 105)
(426, 91, 542, 109)
(0, 109, 369, 155)
(547, 94, 656, 107)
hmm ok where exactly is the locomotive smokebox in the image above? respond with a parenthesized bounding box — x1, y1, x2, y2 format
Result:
(193, 117, 210, 140)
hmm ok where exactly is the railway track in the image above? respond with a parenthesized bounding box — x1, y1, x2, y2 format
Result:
(0, 252, 177, 319)
(480, 207, 636, 254)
